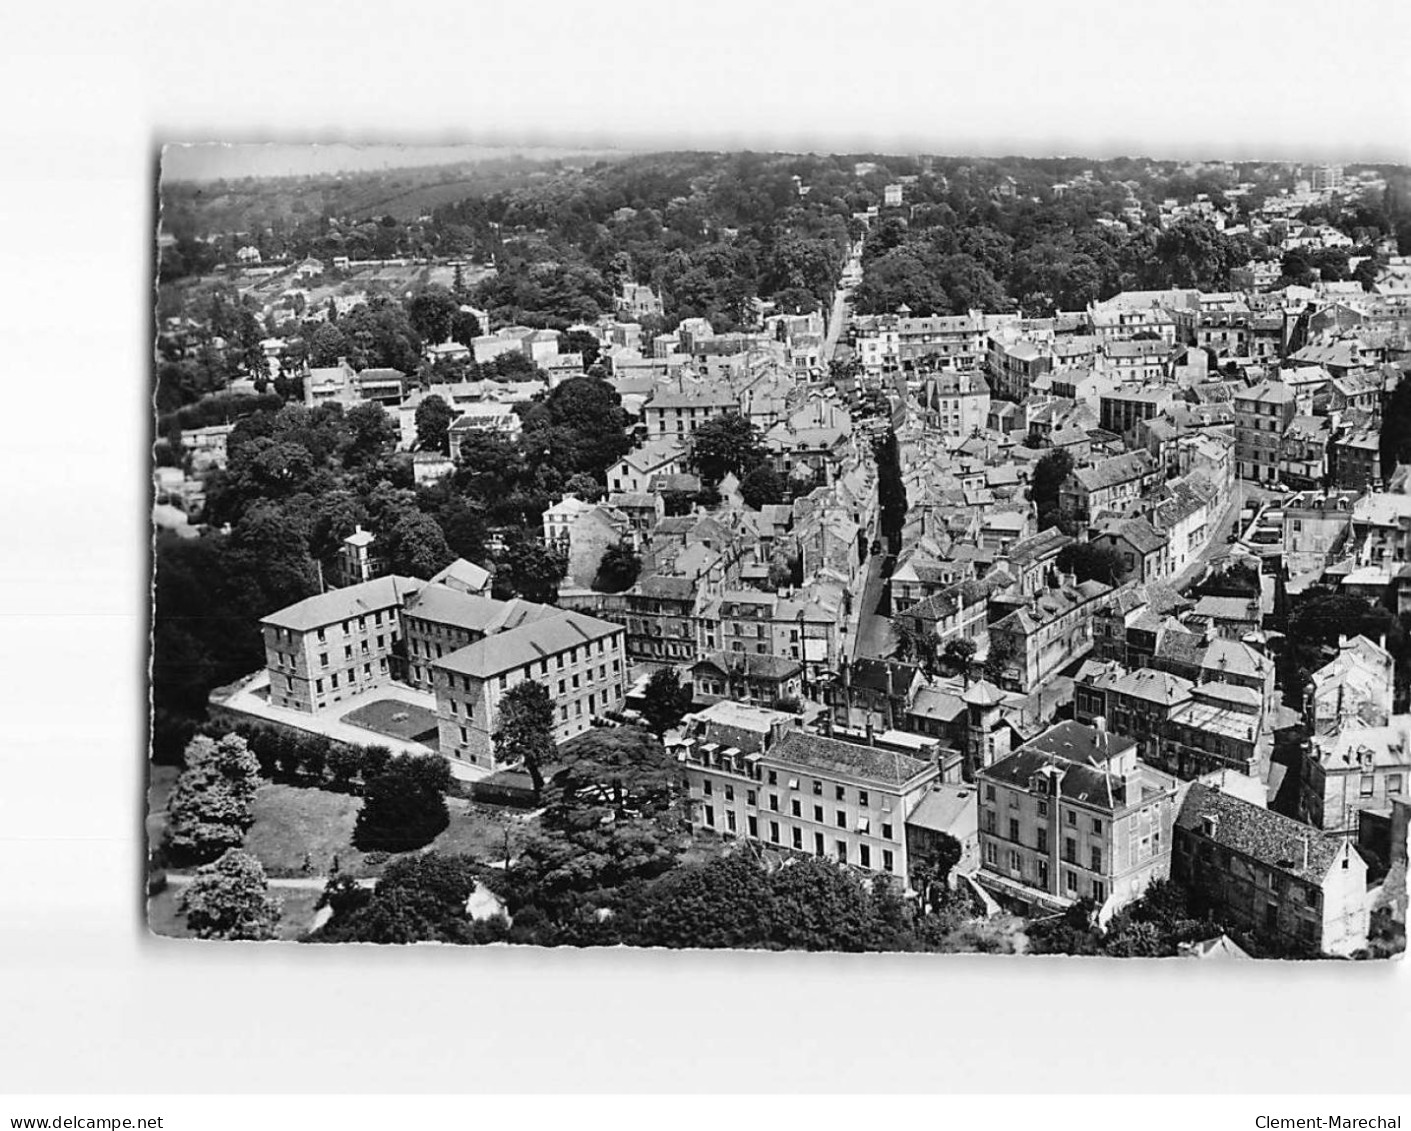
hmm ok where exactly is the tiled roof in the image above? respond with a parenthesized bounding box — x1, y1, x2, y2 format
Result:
(1097, 516, 1167, 556)
(405, 586, 556, 636)
(765, 730, 935, 788)
(433, 610, 622, 679)
(848, 658, 921, 694)
(261, 575, 418, 632)
(692, 651, 803, 681)
(904, 784, 979, 836)
(1072, 450, 1156, 493)
(1176, 783, 1345, 883)
(981, 721, 1155, 811)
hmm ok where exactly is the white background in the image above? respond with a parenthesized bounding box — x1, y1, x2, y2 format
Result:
(1, 0, 1409, 1095)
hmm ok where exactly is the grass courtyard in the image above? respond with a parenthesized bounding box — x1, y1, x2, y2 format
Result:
(341, 698, 441, 748)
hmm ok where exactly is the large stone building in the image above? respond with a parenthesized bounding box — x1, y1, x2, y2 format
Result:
(1059, 450, 1160, 529)
(975, 721, 1182, 916)
(678, 718, 940, 879)
(1173, 783, 1369, 956)
(987, 579, 1116, 693)
(260, 575, 420, 714)
(431, 610, 628, 773)
(1301, 718, 1410, 835)
(1233, 380, 1297, 484)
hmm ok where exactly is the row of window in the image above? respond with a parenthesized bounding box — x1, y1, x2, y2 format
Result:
(310, 658, 387, 697)
(311, 609, 393, 644)
(984, 843, 1108, 903)
(492, 642, 620, 691)
(761, 772, 880, 808)
(701, 808, 898, 872)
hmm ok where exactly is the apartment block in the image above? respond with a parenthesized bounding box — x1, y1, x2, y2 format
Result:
(431, 611, 628, 772)
(260, 575, 419, 713)
(975, 721, 1182, 916)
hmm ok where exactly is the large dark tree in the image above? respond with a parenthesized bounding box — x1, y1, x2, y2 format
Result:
(1030, 448, 1075, 532)
(178, 849, 281, 941)
(164, 733, 263, 866)
(1057, 542, 1127, 586)
(352, 764, 449, 853)
(685, 413, 765, 487)
(406, 285, 460, 345)
(414, 394, 455, 455)
(593, 542, 641, 593)
(738, 464, 787, 508)
(494, 680, 557, 801)
(641, 667, 693, 736)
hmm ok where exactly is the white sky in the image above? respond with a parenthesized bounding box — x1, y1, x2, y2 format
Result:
(137, 0, 1411, 181)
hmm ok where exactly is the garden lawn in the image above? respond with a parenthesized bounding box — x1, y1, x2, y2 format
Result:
(341, 698, 441, 746)
(428, 798, 535, 865)
(242, 783, 366, 878)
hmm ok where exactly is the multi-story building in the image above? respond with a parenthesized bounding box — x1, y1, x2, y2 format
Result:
(975, 721, 1182, 916)
(1350, 492, 1411, 566)
(986, 335, 1052, 400)
(1302, 719, 1410, 835)
(1090, 516, 1172, 584)
(895, 312, 988, 372)
(260, 575, 419, 714)
(1098, 340, 1173, 384)
(1173, 783, 1368, 956)
(430, 610, 628, 773)
(401, 588, 558, 691)
(680, 720, 939, 878)
(1328, 423, 1382, 491)
(1073, 662, 1194, 765)
(675, 700, 797, 841)
(1306, 635, 1394, 738)
(987, 578, 1116, 693)
(920, 371, 991, 437)
(1234, 380, 1297, 484)
(1059, 450, 1161, 529)
(606, 437, 686, 494)
(1278, 416, 1332, 489)
(690, 652, 804, 709)
(619, 575, 700, 667)
(1161, 683, 1266, 780)
(642, 385, 740, 439)
(1283, 489, 1356, 575)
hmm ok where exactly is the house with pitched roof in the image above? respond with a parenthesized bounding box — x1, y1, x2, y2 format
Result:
(976, 720, 1182, 917)
(1302, 717, 1410, 835)
(690, 652, 804, 709)
(1058, 450, 1160, 528)
(987, 578, 1118, 693)
(1306, 635, 1394, 738)
(1173, 783, 1369, 956)
(1091, 516, 1171, 583)
(400, 587, 559, 691)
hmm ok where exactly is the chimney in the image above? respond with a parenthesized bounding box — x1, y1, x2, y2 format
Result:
(1301, 836, 1309, 871)
(865, 718, 875, 746)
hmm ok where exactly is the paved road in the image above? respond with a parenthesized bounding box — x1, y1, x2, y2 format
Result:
(852, 552, 895, 660)
(823, 283, 850, 364)
(823, 247, 861, 364)
(1172, 479, 1247, 592)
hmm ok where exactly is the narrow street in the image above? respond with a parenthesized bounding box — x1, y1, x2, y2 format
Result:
(851, 551, 895, 660)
